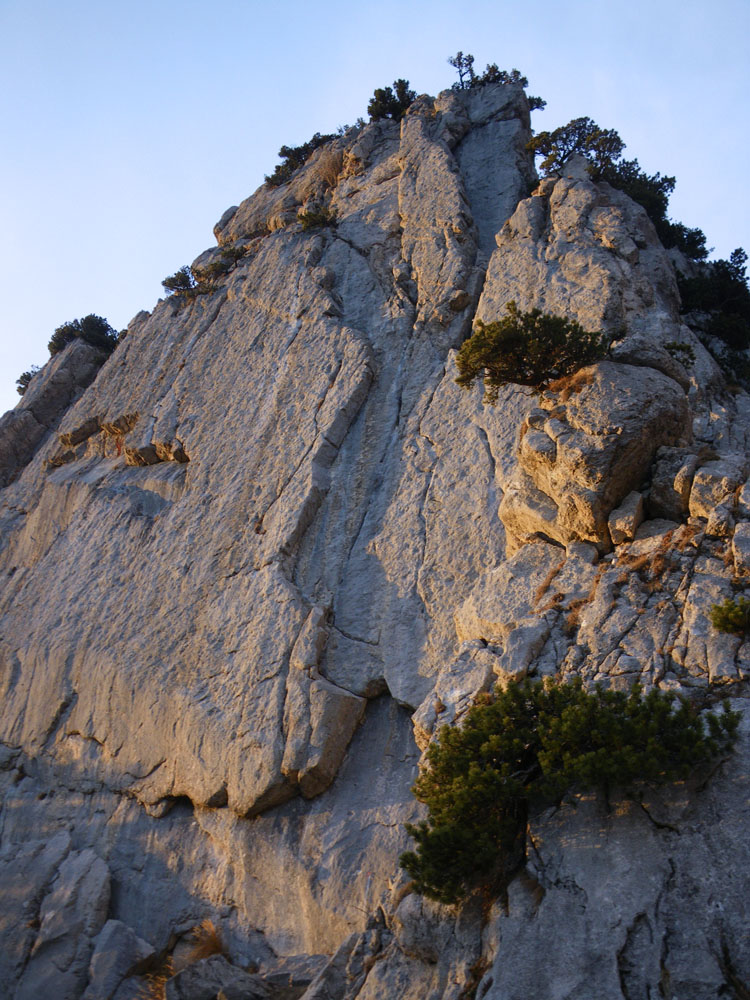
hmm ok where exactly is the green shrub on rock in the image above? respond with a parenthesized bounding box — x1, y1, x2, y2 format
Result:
(678, 248, 750, 352)
(710, 597, 750, 636)
(16, 365, 41, 396)
(48, 314, 118, 356)
(400, 678, 738, 905)
(162, 265, 198, 297)
(527, 119, 708, 262)
(455, 301, 607, 401)
(367, 78, 416, 121)
(265, 132, 337, 187)
(298, 207, 337, 231)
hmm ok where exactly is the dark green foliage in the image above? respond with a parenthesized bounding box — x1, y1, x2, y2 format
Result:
(527, 117, 625, 175)
(479, 64, 527, 87)
(664, 341, 696, 367)
(265, 132, 336, 187)
(710, 597, 750, 636)
(528, 120, 708, 262)
(597, 158, 674, 225)
(16, 365, 41, 396)
(164, 248, 248, 304)
(678, 248, 750, 351)
(656, 220, 708, 261)
(298, 207, 337, 231)
(161, 264, 213, 303)
(448, 55, 545, 108)
(162, 265, 197, 296)
(48, 314, 118, 356)
(400, 678, 738, 904)
(455, 301, 607, 401)
(448, 52, 476, 89)
(527, 95, 547, 112)
(367, 79, 416, 121)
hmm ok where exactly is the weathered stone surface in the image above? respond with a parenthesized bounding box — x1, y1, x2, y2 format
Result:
(733, 521, 750, 575)
(0, 830, 73, 990)
(607, 490, 645, 544)
(0, 339, 106, 487)
(82, 920, 155, 1000)
(15, 848, 110, 1000)
(1, 76, 750, 1000)
(499, 361, 690, 550)
(165, 955, 271, 1000)
(648, 445, 699, 520)
(689, 456, 747, 518)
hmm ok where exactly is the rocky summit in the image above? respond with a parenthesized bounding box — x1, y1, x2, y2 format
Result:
(1, 78, 749, 1000)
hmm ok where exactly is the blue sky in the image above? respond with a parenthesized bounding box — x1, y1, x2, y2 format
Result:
(1, 0, 748, 415)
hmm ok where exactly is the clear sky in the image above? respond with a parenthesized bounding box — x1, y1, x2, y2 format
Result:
(1, 0, 748, 416)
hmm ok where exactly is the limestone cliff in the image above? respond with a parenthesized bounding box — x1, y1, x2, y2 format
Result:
(1, 80, 749, 1000)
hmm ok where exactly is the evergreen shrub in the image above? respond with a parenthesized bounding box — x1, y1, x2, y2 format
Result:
(400, 678, 738, 904)
(48, 314, 119, 356)
(265, 132, 337, 187)
(678, 248, 750, 352)
(710, 597, 750, 636)
(527, 118, 708, 262)
(455, 301, 606, 401)
(368, 79, 416, 121)
(298, 207, 337, 231)
(16, 365, 41, 396)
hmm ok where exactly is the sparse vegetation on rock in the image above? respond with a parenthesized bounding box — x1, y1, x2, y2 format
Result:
(48, 314, 119, 356)
(448, 52, 545, 108)
(400, 678, 738, 904)
(16, 365, 41, 396)
(528, 117, 708, 261)
(162, 265, 199, 297)
(265, 132, 337, 187)
(455, 301, 607, 401)
(298, 207, 337, 231)
(678, 248, 750, 351)
(367, 78, 416, 121)
(710, 596, 750, 636)
(162, 250, 245, 303)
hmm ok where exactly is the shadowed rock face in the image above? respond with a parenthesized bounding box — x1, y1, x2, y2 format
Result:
(2, 81, 750, 999)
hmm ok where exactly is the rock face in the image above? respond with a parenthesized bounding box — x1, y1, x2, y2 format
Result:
(1, 80, 750, 999)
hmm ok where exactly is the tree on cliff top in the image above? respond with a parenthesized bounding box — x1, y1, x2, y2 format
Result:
(448, 53, 546, 109)
(527, 117, 707, 260)
(48, 314, 118, 356)
(367, 79, 416, 121)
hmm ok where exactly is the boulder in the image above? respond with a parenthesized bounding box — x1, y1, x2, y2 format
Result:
(165, 955, 271, 1000)
(500, 361, 691, 551)
(608, 491, 645, 545)
(82, 920, 155, 1000)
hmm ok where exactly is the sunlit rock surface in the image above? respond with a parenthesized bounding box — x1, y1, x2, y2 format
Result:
(2, 80, 750, 998)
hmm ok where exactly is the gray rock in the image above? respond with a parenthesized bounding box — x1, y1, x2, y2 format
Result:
(165, 955, 271, 1000)
(689, 457, 746, 518)
(647, 445, 699, 520)
(500, 361, 691, 552)
(0, 339, 106, 487)
(2, 76, 750, 1000)
(607, 490, 645, 544)
(14, 848, 110, 1000)
(733, 521, 750, 575)
(82, 920, 155, 1000)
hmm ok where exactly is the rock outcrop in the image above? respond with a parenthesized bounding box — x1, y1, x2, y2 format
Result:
(1, 79, 750, 998)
